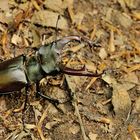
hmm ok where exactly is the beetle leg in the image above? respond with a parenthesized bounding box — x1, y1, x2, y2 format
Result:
(22, 84, 29, 129)
(61, 65, 102, 77)
(0, 91, 16, 95)
(36, 82, 59, 105)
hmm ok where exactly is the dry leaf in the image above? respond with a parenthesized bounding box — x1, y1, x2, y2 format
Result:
(124, 0, 140, 9)
(85, 60, 97, 72)
(114, 34, 125, 46)
(16, 131, 31, 140)
(132, 97, 140, 114)
(67, 3, 84, 27)
(0, 0, 9, 11)
(65, 75, 77, 93)
(88, 132, 98, 140)
(108, 29, 115, 53)
(102, 74, 117, 85)
(117, 0, 127, 12)
(72, 12, 85, 26)
(31, 28, 41, 47)
(105, 8, 113, 22)
(99, 48, 108, 59)
(123, 72, 139, 84)
(112, 84, 131, 118)
(31, 10, 68, 29)
(69, 124, 80, 134)
(95, 29, 105, 39)
(131, 41, 140, 54)
(33, 108, 42, 123)
(25, 124, 36, 129)
(112, 10, 133, 28)
(97, 62, 107, 73)
(50, 87, 67, 100)
(47, 104, 58, 114)
(121, 82, 136, 91)
(120, 72, 139, 90)
(65, 75, 86, 93)
(45, 121, 59, 129)
(44, 0, 68, 13)
(11, 34, 22, 45)
(132, 10, 140, 20)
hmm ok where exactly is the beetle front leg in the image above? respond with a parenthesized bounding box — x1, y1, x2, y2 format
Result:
(36, 82, 59, 106)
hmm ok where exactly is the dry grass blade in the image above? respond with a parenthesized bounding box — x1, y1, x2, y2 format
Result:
(13, 102, 25, 113)
(67, 43, 85, 53)
(36, 104, 51, 140)
(127, 64, 140, 73)
(31, 0, 41, 11)
(132, 10, 140, 20)
(5, 132, 15, 140)
(73, 94, 88, 140)
(108, 29, 115, 53)
(85, 77, 98, 91)
(102, 98, 111, 105)
(128, 125, 139, 140)
(1, 30, 10, 57)
(131, 40, 140, 54)
(90, 23, 97, 40)
(65, 75, 88, 140)
(67, 5, 74, 23)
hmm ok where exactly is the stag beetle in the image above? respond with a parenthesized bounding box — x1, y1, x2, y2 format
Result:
(0, 36, 101, 104)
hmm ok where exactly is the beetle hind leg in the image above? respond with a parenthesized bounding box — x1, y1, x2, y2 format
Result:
(22, 84, 30, 129)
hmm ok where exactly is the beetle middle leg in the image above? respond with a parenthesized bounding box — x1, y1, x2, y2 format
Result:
(35, 81, 59, 106)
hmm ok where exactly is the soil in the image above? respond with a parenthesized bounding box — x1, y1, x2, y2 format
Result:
(0, 0, 140, 140)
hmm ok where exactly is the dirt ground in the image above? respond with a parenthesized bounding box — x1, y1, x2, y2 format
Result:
(0, 0, 140, 140)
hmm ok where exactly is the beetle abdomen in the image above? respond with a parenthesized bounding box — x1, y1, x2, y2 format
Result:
(0, 55, 27, 93)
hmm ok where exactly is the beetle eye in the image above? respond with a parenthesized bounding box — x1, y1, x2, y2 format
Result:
(56, 52, 60, 55)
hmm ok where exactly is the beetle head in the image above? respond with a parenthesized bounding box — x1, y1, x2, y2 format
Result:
(38, 36, 81, 74)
